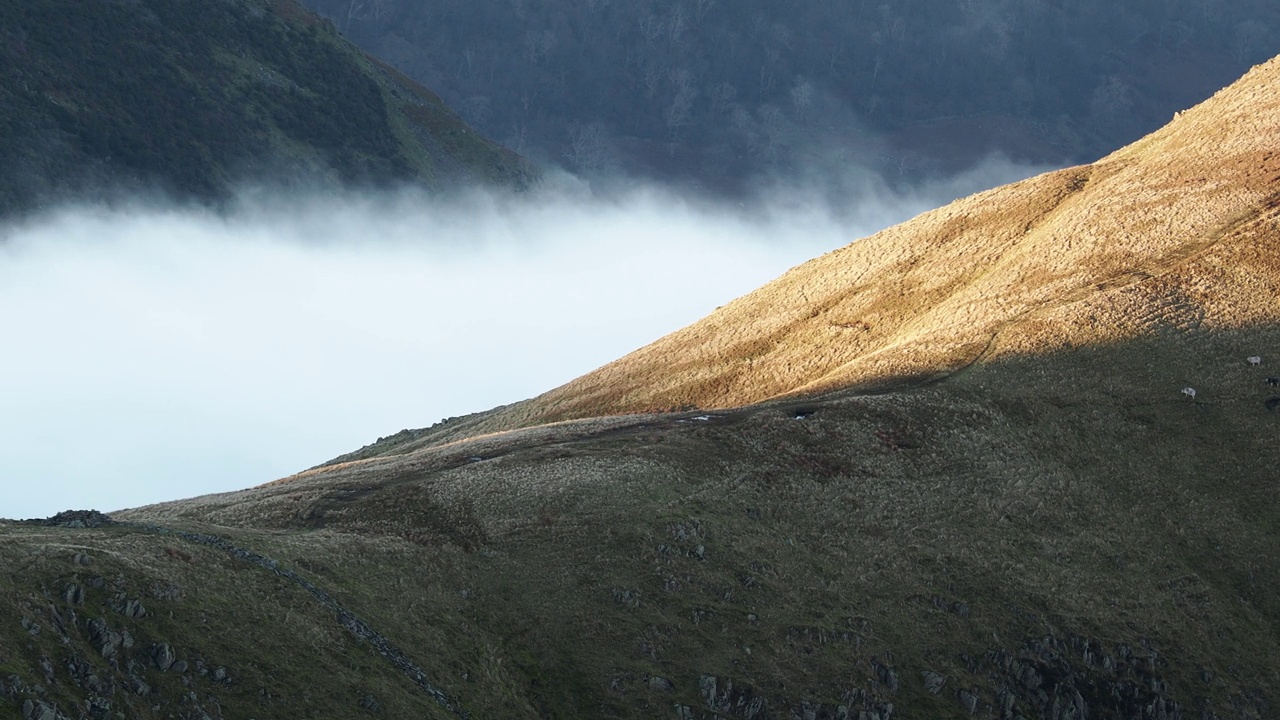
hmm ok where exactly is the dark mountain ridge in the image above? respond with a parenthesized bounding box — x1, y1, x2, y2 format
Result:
(0, 0, 534, 217)
(300, 0, 1280, 192)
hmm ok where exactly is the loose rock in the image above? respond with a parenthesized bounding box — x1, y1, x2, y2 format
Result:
(648, 675, 675, 692)
(62, 585, 84, 605)
(153, 643, 176, 671)
(959, 689, 979, 714)
(921, 670, 946, 695)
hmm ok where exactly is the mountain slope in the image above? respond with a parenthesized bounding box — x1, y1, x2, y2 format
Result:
(460, 55, 1280, 432)
(0, 0, 533, 215)
(299, 0, 1280, 189)
(3, 58, 1280, 720)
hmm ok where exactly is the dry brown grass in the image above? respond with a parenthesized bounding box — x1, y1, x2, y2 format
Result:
(448, 56, 1280, 432)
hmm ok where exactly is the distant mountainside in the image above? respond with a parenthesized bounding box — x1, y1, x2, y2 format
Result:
(4, 56, 1279, 720)
(0, 0, 533, 215)
(299, 0, 1279, 191)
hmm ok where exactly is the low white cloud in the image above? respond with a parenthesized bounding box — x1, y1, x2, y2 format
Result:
(0, 159, 1044, 519)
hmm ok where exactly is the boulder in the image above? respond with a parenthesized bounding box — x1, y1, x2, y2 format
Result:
(152, 643, 176, 671)
(921, 671, 946, 695)
(648, 676, 675, 692)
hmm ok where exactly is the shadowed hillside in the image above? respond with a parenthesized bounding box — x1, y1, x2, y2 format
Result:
(3, 56, 1279, 720)
(0, 0, 533, 215)
(11, 324, 1275, 719)
(298, 0, 1280, 190)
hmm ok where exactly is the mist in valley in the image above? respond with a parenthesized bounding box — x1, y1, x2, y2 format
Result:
(1, 160, 1044, 520)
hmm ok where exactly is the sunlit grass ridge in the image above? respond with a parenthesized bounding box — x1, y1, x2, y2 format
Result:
(476, 56, 1280, 430)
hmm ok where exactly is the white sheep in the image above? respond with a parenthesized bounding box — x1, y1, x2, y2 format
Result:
(1247, 356, 1263, 366)
(1181, 387, 1197, 399)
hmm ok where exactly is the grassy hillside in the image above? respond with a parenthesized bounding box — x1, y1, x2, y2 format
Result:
(451, 54, 1280, 432)
(0, 0, 533, 216)
(2, 56, 1278, 720)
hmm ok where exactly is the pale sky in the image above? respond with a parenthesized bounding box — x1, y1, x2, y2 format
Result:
(0, 162, 1040, 519)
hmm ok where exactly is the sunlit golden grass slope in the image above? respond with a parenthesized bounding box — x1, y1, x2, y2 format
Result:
(482, 56, 1280, 429)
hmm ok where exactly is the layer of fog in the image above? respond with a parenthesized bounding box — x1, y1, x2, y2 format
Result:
(1, 160, 1045, 519)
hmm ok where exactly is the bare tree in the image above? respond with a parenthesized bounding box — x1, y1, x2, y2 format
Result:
(343, 0, 366, 33)
(462, 48, 477, 79)
(639, 15, 664, 43)
(565, 122, 612, 173)
(667, 4, 688, 45)
(665, 68, 699, 140)
(758, 65, 776, 95)
(507, 119, 529, 154)
(791, 78, 814, 123)
(523, 29, 556, 65)
(710, 81, 737, 117)
(642, 62, 664, 98)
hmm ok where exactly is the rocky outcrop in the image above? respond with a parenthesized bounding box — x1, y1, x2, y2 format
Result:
(28, 510, 115, 529)
(118, 522, 467, 718)
(5, 517, 467, 720)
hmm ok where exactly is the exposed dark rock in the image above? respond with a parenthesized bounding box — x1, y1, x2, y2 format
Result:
(31, 510, 114, 528)
(22, 699, 63, 720)
(152, 643, 176, 671)
(359, 693, 381, 712)
(171, 660, 189, 674)
(1265, 397, 1280, 411)
(958, 689, 980, 714)
(83, 693, 111, 718)
(122, 599, 146, 619)
(612, 587, 641, 609)
(151, 583, 182, 601)
(73, 553, 92, 566)
(872, 658, 900, 694)
(128, 674, 150, 696)
(62, 585, 84, 605)
(921, 670, 946, 695)
(648, 675, 676, 692)
(86, 618, 122, 658)
(698, 675, 717, 708)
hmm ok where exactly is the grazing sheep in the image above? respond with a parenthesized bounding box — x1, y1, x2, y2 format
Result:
(1247, 356, 1263, 366)
(1266, 397, 1280, 412)
(1181, 387, 1197, 399)
(1267, 377, 1280, 387)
